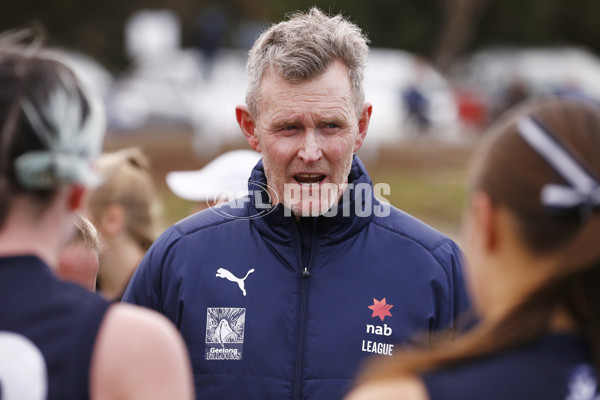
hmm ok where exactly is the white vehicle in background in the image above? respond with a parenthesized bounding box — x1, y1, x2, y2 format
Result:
(107, 46, 461, 155)
(452, 47, 600, 117)
(364, 48, 460, 147)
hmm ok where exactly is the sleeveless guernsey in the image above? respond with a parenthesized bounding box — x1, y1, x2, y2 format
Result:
(0, 255, 110, 400)
(422, 333, 597, 400)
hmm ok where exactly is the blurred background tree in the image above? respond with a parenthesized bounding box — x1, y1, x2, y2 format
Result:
(2, 0, 600, 73)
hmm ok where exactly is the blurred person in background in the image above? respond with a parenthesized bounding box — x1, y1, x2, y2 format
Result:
(56, 214, 102, 291)
(494, 76, 530, 120)
(124, 8, 469, 399)
(82, 147, 160, 301)
(0, 39, 192, 399)
(346, 97, 600, 400)
(402, 83, 430, 134)
(166, 148, 261, 213)
(401, 58, 431, 136)
(193, 4, 228, 80)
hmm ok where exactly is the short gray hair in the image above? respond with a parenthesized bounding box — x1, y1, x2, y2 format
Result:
(245, 7, 370, 118)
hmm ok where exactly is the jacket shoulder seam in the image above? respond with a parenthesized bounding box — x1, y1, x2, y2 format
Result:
(176, 217, 240, 237)
(369, 219, 455, 285)
(370, 219, 451, 254)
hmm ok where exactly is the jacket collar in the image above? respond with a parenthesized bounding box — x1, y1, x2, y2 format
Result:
(248, 155, 378, 245)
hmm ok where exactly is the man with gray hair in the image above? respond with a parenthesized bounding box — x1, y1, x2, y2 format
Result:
(124, 8, 469, 399)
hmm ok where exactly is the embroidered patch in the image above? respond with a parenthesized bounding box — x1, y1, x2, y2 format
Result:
(205, 307, 246, 360)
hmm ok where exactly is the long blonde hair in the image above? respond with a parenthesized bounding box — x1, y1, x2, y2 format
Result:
(87, 147, 160, 251)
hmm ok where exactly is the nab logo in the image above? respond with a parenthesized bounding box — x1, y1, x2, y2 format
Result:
(362, 297, 395, 356)
(368, 297, 393, 321)
(366, 324, 392, 336)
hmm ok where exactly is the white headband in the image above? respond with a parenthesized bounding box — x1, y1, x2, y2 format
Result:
(15, 72, 105, 189)
(517, 117, 600, 214)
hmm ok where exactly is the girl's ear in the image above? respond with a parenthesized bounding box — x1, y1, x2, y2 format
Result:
(68, 185, 86, 211)
(98, 203, 125, 237)
(471, 192, 498, 253)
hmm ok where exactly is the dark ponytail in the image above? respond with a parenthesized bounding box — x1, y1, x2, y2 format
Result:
(0, 43, 101, 228)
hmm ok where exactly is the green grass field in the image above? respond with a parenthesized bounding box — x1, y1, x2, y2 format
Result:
(370, 167, 467, 240)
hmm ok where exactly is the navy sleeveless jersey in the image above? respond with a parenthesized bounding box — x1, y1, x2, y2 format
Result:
(0, 255, 110, 400)
(422, 334, 597, 400)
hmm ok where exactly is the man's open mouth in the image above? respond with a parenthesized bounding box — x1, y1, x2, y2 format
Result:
(294, 174, 326, 184)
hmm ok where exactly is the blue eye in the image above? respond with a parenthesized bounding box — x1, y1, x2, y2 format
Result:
(325, 123, 339, 129)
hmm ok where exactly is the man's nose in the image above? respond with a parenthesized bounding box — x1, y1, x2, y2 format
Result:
(298, 129, 322, 163)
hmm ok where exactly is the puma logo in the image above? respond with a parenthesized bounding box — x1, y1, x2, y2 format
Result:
(216, 268, 255, 296)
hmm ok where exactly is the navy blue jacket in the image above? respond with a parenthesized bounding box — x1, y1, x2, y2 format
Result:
(123, 156, 469, 399)
(422, 334, 597, 400)
(0, 255, 109, 400)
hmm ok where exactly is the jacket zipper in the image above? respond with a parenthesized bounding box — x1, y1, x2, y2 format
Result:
(292, 221, 313, 400)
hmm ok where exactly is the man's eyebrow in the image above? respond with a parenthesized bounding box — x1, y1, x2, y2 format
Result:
(321, 116, 346, 124)
(270, 118, 300, 128)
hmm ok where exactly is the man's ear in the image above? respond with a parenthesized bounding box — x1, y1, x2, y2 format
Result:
(471, 192, 498, 253)
(236, 105, 261, 152)
(354, 102, 372, 152)
(68, 185, 86, 211)
(99, 203, 125, 237)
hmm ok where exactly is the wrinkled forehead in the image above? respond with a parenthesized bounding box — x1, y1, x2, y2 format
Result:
(255, 63, 360, 117)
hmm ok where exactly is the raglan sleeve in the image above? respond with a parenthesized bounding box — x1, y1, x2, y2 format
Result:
(121, 226, 182, 312)
(433, 239, 472, 332)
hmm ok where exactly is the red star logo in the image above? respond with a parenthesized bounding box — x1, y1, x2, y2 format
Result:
(368, 298, 393, 321)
